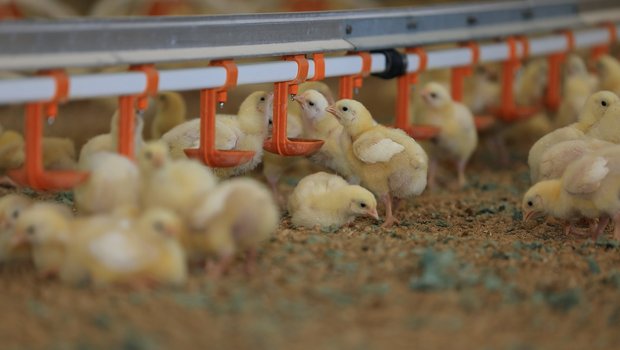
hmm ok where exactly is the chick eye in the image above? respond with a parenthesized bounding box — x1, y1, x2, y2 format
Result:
(342, 106, 348, 112)
(260, 97, 266, 101)
(12, 210, 19, 219)
(360, 202, 367, 208)
(26, 225, 35, 235)
(430, 92, 438, 99)
(601, 100, 608, 107)
(308, 101, 315, 106)
(153, 221, 164, 232)
(527, 201, 533, 207)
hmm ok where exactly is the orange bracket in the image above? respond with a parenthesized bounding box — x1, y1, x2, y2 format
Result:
(39, 69, 69, 124)
(591, 22, 618, 61)
(492, 36, 540, 122)
(130, 64, 159, 112)
(184, 60, 254, 167)
(0, 1, 22, 20)
(308, 53, 325, 81)
(263, 55, 324, 156)
(7, 71, 89, 191)
(338, 52, 372, 99)
(545, 30, 575, 112)
(450, 42, 495, 131)
(147, 0, 189, 16)
(394, 47, 439, 140)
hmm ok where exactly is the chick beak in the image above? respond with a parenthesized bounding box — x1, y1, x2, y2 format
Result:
(367, 208, 380, 220)
(153, 155, 165, 168)
(163, 225, 179, 238)
(292, 95, 305, 105)
(523, 210, 539, 223)
(325, 105, 339, 119)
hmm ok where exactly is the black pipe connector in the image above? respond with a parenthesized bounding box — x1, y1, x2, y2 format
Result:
(371, 49, 408, 79)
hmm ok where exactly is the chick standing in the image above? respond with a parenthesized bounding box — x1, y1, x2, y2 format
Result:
(150, 92, 187, 139)
(523, 144, 620, 239)
(294, 89, 357, 182)
(138, 141, 218, 223)
(0, 194, 32, 262)
(188, 178, 279, 276)
(288, 172, 378, 229)
(162, 91, 272, 178)
(418, 82, 478, 189)
(326, 99, 428, 227)
(528, 91, 619, 183)
(73, 152, 141, 215)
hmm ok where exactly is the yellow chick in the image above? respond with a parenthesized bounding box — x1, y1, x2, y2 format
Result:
(42, 137, 78, 170)
(326, 99, 428, 227)
(288, 172, 378, 229)
(537, 138, 614, 181)
(150, 92, 187, 140)
(138, 141, 218, 222)
(73, 152, 141, 215)
(12, 202, 73, 277)
(0, 194, 32, 262)
(554, 55, 599, 128)
(418, 82, 478, 188)
(595, 55, 620, 95)
(523, 144, 620, 239)
(515, 58, 549, 106)
(0, 130, 25, 174)
(79, 111, 144, 167)
(463, 64, 501, 114)
(188, 178, 279, 277)
(162, 91, 272, 178)
(528, 91, 619, 183)
(294, 89, 357, 183)
(62, 208, 187, 287)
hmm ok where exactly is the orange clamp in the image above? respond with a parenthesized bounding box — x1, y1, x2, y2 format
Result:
(37, 69, 69, 124)
(308, 53, 325, 81)
(147, 0, 189, 16)
(7, 71, 88, 191)
(0, 1, 22, 20)
(545, 30, 575, 111)
(394, 47, 439, 140)
(184, 60, 254, 167)
(591, 22, 618, 61)
(338, 51, 372, 99)
(451, 42, 480, 102)
(130, 64, 159, 111)
(263, 55, 323, 156)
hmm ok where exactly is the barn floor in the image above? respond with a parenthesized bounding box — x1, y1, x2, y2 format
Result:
(2, 147, 620, 350)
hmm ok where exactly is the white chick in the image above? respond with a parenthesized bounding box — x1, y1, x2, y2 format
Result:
(288, 172, 378, 229)
(79, 111, 144, 167)
(0, 194, 32, 262)
(12, 202, 73, 277)
(150, 91, 187, 140)
(523, 144, 620, 239)
(73, 152, 141, 215)
(162, 91, 272, 178)
(138, 141, 218, 223)
(418, 82, 478, 189)
(326, 99, 428, 227)
(294, 89, 358, 183)
(188, 178, 279, 277)
(528, 91, 619, 183)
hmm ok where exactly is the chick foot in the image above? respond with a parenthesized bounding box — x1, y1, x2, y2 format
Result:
(205, 254, 234, 279)
(381, 194, 400, 228)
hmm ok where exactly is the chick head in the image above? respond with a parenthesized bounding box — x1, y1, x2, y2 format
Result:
(138, 208, 184, 239)
(0, 194, 31, 231)
(579, 90, 619, 127)
(299, 81, 335, 104)
(522, 180, 560, 222)
(138, 140, 170, 173)
(565, 54, 588, 77)
(420, 82, 452, 109)
(326, 99, 373, 135)
(345, 185, 379, 220)
(294, 89, 329, 121)
(595, 55, 620, 77)
(13, 204, 72, 247)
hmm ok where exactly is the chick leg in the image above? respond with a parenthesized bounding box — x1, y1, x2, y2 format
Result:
(381, 193, 400, 228)
(427, 159, 438, 192)
(456, 159, 467, 189)
(205, 254, 234, 279)
(592, 216, 610, 239)
(244, 248, 258, 276)
(266, 175, 286, 208)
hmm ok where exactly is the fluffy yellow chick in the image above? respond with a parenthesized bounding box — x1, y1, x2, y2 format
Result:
(555, 55, 599, 128)
(188, 178, 279, 277)
(0, 194, 32, 262)
(42, 137, 78, 170)
(73, 152, 141, 215)
(138, 141, 218, 222)
(294, 89, 357, 183)
(523, 144, 620, 239)
(326, 99, 428, 227)
(418, 82, 478, 188)
(150, 91, 187, 140)
(162, 91, 272, 178)
(595, 55, 620, 95)
(515, 58, 549, 106)
(79, 111, 144, 167)
(62, 208, 187, 287)
(463, 64, 501, 114)
(0, 130, 25, 173)
(12, 202, 73, 277)
(288, 172, 378, 229)
(528, 91, 619, 183)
